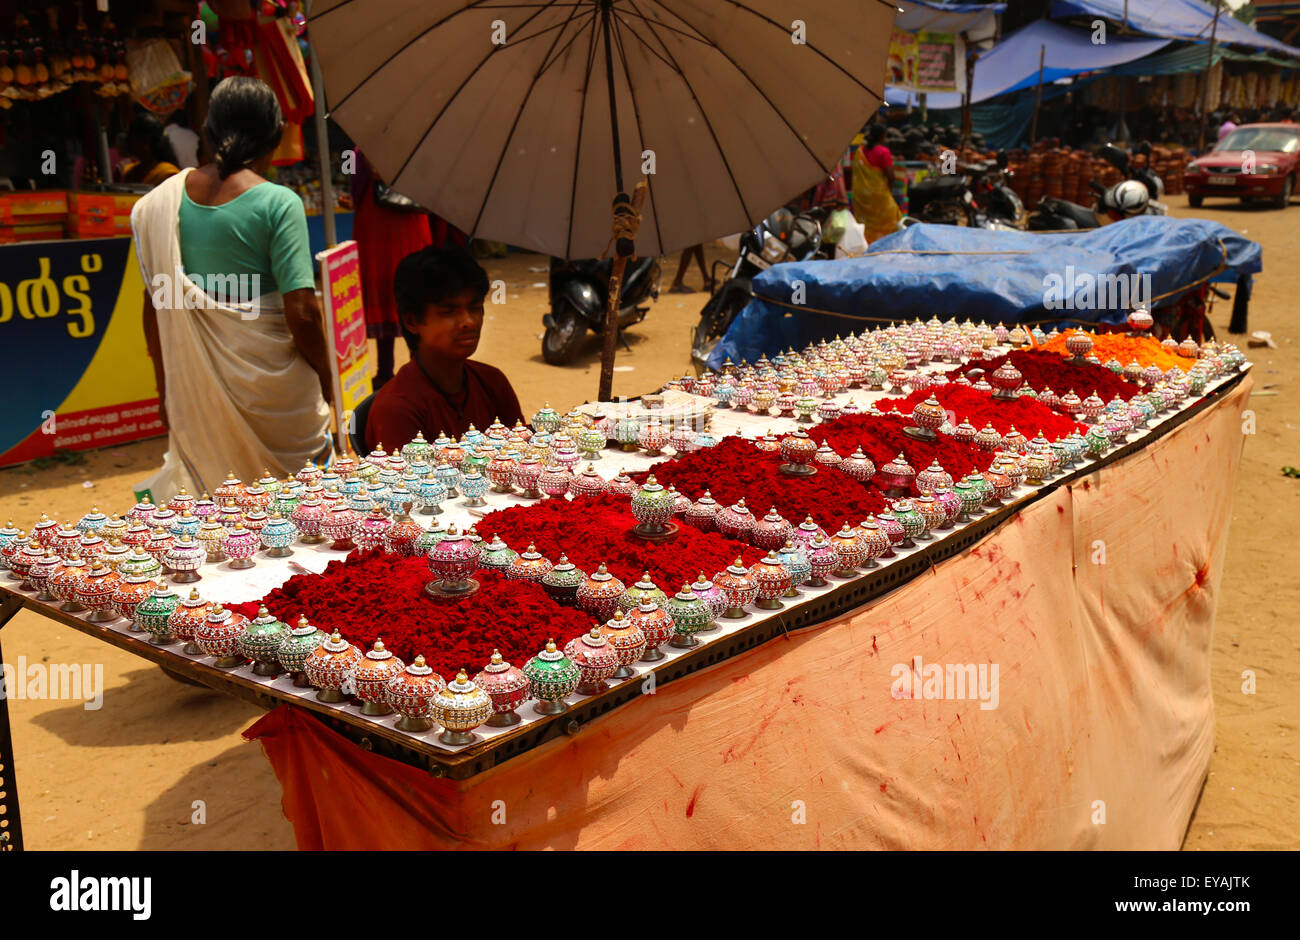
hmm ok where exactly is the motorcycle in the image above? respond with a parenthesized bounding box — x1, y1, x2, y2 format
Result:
(691, 206, 827, 367)
(906, 151, 1023, 229)
(1027, 142, 1167, 230)
(542, 255, 661, 365)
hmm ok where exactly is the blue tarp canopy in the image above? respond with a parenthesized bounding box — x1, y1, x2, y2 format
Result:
(707, 217, 1261, 368)
(886, 19, 1170, 110)
(1051, 0, 1300, 59)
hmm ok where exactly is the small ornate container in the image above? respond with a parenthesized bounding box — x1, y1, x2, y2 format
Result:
(569, 464, 607, 498)
(290, 497, 327, 544)
(752, 552, 793, 609)
(431, 670, 495, 745)
(663, 585, 712, 648)
(319, 504, 360, 552)
(778, 429, 818, 476)
(536, 463, 570, 499)
(122, 520, 152, 550)
(915, 460, 953, 494)
(134, 585, 180, 644)
(485, 451, 519, 493)
(789, 516, 827, 553)
(637, 418, 668, 456)
(168, 508, 201, 541)
(814, 441, 842, 469)
(50, 553, 89, 611)
(216, 500, 244, 530)
(352, 508, 393, 553)
(683, 573, 724, 623)
(839, 448, 876, 482)
(164, 536, 205, 582)
(459, 469, 488, 507)
(567, 627, 622, 695)
(426, 526, 482, 597)
(892, 498, 927, 545)
(578, 426, 606, 459)
(194, 516, 228, 562)
(384, 655, 446, 732)
(348, 640, 407, 715)
(195, 604, 250, 667)
(126, 499, 156, 527)
(77, 560, 122, 620)
(304, 631, 362, 702)
(523, 640, 582, 715)
(277, 616, 327, 684)
(28, 549, 63, 601)
(630, 476, 678, 539)
(597, 608, 648, 678)
(683, 492, 720, 531)
(877, 453, 917, 497)
(260, 511, 298, 557)
(479, 534, 518, 575)
(914, 493, 945, 536)
(52, 523, 81, 558)
(77, 532, 106, 561)
(605, 471, 638, 499)
(99, 514, 129, 545)
(715, 499, 755, 542)
(627, 597, 675, 661)
(713, 558, 758, 618)
(751, 508, 793, 552)
(857, 517, 891, 568)
(167, 587, 210, 651)
(239, 606, 291, 676)
(76, 507, 108, 535)
(506, 544, 553, 583)
(933, 487, 962, 527)
(982, 469, 1014, 505)
(540, 554, 585, 606)
(830, 525, 866, 576)
(613, 415, 641, 451)
(513, 456, 545, 499)
(0, 527, 27, 577)
(474, 650, 530, 726)
(576, 564, 626, 620)
(533, 403, 563, 434)
(618, 572, 668, 613)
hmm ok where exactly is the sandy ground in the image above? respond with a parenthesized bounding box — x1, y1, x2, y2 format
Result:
(0, 204, 1294, 850)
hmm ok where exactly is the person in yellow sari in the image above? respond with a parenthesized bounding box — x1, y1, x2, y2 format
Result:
(119, 112, 181, 186)
(851, 123, 901, 243)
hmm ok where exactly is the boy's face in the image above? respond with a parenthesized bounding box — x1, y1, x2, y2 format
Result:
(403, 287, 485, 360)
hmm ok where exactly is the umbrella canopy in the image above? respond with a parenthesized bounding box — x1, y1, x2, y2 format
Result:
(309, 0, 894, 260)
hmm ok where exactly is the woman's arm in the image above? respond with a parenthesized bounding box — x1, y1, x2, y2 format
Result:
(141, 289, 168, 429)
(283, 287, 334, 405)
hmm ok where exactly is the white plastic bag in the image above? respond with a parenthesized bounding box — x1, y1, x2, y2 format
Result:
(835, 215, 868, 258)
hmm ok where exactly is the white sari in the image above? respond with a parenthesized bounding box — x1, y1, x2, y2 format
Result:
(131, 169, 329, 501)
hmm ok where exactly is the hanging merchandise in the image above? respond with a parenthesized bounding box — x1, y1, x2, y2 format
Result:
(127, 39, 192, 115)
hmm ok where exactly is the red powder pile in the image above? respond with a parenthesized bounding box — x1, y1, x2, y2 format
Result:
(628, 437, 887, 528)
(816, 413, 986, 480)
(483, 494, 765, 589)
(950, 349, 1138, 401)
(881, 384, 1087, 439)
(231, 553, 593, 680)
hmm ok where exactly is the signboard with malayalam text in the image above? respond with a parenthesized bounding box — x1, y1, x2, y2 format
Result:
(316, 240, 373, 439)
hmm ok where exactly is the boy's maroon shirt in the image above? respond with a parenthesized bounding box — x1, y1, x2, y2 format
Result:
(365, 359, 525, 448)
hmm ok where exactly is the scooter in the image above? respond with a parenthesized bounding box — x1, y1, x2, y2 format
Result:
(906, 151, 1022, 229)
(1027, 142, 1167, 230)
(691, 206, 827, 367)
(542, 255, 661, 365)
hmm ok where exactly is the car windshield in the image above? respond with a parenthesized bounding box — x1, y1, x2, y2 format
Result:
(1216, 127, 1300, 154)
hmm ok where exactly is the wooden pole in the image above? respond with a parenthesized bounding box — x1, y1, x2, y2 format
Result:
(1029, 44, 1046, 145)
(598, 0, 630, 404)
(1197, 2, 1223, 155)
(305, 1, 337, 248)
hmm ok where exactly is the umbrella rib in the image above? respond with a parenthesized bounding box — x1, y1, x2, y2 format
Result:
(604, 4, 713, 45)
(330, 0, 563, 113)
(564, 15, 605, 259)
(537, 6, 599, 76)
(609, 10, 664, 254)
(466, 1, 592, 239)
(388, 0, 567, 185)
(709, 0, 885, 102)
(618, 7, 825, 176)
(618, 0, 752, 229)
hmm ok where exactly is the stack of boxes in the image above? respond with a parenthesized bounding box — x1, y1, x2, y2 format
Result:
(0, 190, 142, 243)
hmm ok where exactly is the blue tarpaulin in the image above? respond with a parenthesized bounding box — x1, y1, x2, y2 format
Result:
(707, 217, 1261, 368)
(1051, 0, 1300, 59)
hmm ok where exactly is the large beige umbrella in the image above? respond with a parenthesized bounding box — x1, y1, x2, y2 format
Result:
(308, 0, 894, 395)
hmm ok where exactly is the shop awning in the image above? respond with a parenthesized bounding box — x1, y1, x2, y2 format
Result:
(896, 1, 1004, 43)
(1050, 0, 1300, 59)
(887, 18, 1169, 110)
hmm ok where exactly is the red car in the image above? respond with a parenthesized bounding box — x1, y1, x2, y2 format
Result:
(1183, 123, 1300, 208)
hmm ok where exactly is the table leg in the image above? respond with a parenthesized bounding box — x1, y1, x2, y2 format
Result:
(0, 591, 24, 850)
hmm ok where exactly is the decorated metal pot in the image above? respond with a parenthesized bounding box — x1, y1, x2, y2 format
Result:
(713, 558, 758, 618)
(839, 448, 875, 482)
(506, 544, 553, 583)
(814, 441, 841, 469)
(613, 414, 641, 451)
(485, 451, 519, 493)
(915, 460, 953, 494)
(533, 403, 563, 434)
(259, 512, 298, 557)
(664, 584, 712, 648)
(778, 429, 818, 472)
(627, 597, 675, 661)
(751, 508, 793, 552)
(239, 606, 291, 676)
(715, 499, 755, 542)
(75, 507, 108, 536)
(473, 650, 530, 726)
(914, 493, 944, 537)
(857, 517, 891, 567)
(684, 492, 720, 531)
(479, 534, 518, 575)
(385, 655, 447, 731)
(49, 553, 89, 611)
(427, 526, 482, 596)
(349, 639, 407, 714)
(28, 549, 62, 601)
(569, 464, 607, 499)
(877, 453, 916, 497)
(77, 532, 106, 562)
(169, 508, 201, 541)
(538, 554, 584, 606)
(618, 572, 668, 613)
(637, 418, 668, 456)
(596, 608, 647, 678)
(134, 585, 180, 644)
(350, 508, 392, 553)
(164, 536, 205, 582)
(751, 552, 792, 609)
(563, 627, 622, 696)
(168, 588, 210, 653)
(891, 499, 926, 546)
(431, 670, 495, 745)
(830, 525, 866, 576)
(303, 631, 363, 702)
(195, 604, 250, 667)
(630, 476, 677, 536)
(459, 469, 489, 507)
(982, 469, 1014, 505)
(576, 563, 626, 620)
(277, 616, 327, 683)
(523, 640, 582, 715)
(290, 497, 326, 545)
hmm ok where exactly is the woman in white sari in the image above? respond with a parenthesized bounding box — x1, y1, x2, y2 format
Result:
(131, 77, 331, 501)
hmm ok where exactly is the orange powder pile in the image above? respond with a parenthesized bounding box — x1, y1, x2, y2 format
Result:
(1038, 330, 1191, 372)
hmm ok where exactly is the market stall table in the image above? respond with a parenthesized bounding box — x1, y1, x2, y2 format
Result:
(0, 347, 1250, 849)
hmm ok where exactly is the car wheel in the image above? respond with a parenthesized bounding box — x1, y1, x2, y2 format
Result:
(1188, 194, 1203, 208)
(1272, 175, 1294, 209)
